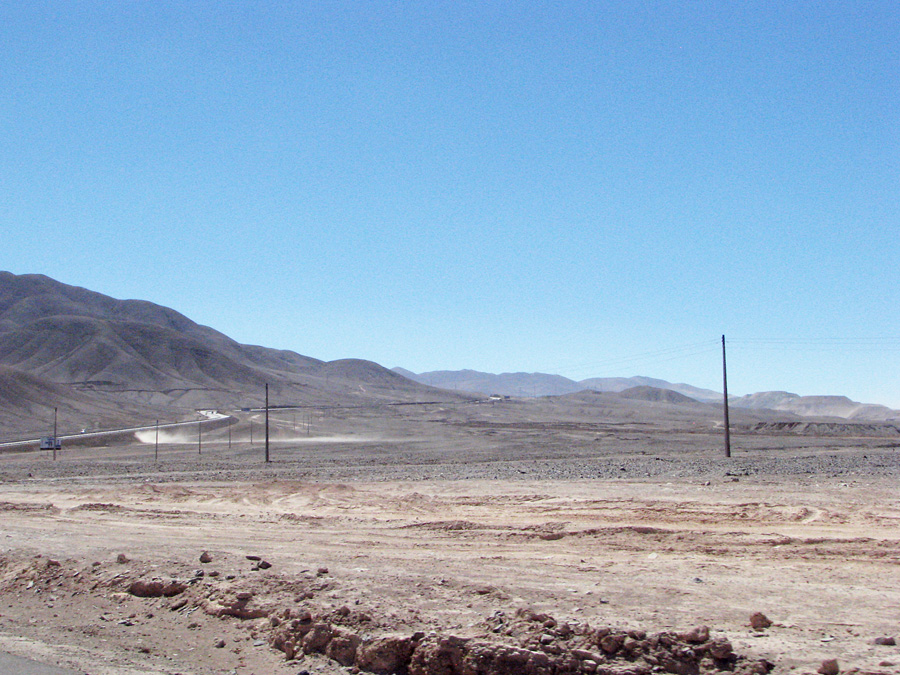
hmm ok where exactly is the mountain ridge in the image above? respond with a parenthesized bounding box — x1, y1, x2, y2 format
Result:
(394, 368, 899, 422)
(0, 272, 461, 436)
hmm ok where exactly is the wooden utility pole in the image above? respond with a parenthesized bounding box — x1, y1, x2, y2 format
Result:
(155, 420, 159, 462)
(722, 335, 731, 458)
(265, 384, 270, 463)
(198, 417, 202, 455)
(53, 407, 58, 461)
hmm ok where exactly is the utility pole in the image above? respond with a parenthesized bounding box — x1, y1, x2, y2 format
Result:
(198, 417, 202, 455)
(265, 384, 270, 463)
(250, 420, 253, 445)
(53, 407, 58, 461)
(155, 419, 159, 462)
(722, 335, 731, 458)
(228, 423, 232, 451)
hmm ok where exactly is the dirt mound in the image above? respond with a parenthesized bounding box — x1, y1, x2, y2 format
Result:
(0, 553, 774, 675)
(269, 607, 773, 675)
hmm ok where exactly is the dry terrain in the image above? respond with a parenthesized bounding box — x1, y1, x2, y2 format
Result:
(0, 401, 899, 675)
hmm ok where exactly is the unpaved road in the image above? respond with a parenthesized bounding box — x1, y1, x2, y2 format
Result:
(0, 472, 898, 674)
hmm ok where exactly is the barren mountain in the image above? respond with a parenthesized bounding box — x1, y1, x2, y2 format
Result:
(732, 391, 900, 422)
(617, 385, 699, 404)
(395, 368, 583, 396)
(398, 369, 900, 422)
(0, 272, 460, 437)
(579, 375, 721, 402)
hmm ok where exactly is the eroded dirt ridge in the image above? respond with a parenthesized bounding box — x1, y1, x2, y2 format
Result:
(1, 552, 773, 675)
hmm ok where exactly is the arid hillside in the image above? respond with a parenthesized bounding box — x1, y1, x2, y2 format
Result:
(0, 272, 464, 438)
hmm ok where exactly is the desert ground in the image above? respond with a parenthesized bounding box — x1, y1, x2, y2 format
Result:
(0, 399, 899, 675)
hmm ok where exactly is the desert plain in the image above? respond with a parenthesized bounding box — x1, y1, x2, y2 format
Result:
(0, 397, 899, 675)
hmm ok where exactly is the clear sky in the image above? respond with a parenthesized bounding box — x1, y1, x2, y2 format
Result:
(1, 2, 898, 406)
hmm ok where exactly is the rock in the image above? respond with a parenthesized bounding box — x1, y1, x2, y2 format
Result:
(246, 554, 261, 561)
(199, 551, 213, 563)
(301, 622, 334, 654)
(325, 627, 361, 666)
(408, 636, 469, 675)
(116, 553, 129, 564)
(256, 560, 272, 570)
(707, 638, 734, 659)
(214, 639, 226, 648)
(128, 579, 187, 598)
(680, 625, 710, 643)
(818, 659, 840, 675)
(356, 636, 415, 674)
(750, 612, 772, 630)
(600, 634, 623, 654)
(873, 636, 896, 646)
(317, 567, 329, 576)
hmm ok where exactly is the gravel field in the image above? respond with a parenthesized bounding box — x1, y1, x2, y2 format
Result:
(1, 401, 899, 675)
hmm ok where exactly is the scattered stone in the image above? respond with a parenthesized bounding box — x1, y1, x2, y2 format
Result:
(200, 551, 213, 563)
(873, 636, 896, 646)
(116, 553, 129, 564)
(818, 659, 840, 675)
(246, 555, 262, 561)
(750, 612, 772, 630)
(214, 639, 226, 648)
(317, 567, 329, 576)
(256, 560, 272, 570)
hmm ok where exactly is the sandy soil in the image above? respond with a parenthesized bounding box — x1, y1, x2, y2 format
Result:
(0, 405, 898, 675)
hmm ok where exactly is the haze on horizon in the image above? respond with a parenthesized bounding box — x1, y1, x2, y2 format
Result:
(1, 3, 897, 407)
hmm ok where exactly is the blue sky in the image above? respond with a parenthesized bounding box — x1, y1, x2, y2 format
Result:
(1, 2, 898, 405)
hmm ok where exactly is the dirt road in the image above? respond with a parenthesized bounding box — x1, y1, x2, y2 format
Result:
(0, 470, 898, 675)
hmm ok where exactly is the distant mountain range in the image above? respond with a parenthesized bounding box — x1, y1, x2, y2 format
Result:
(394, 368, 900, 422)
(1, 271, 896, 439)
(391, 368, 721, 401)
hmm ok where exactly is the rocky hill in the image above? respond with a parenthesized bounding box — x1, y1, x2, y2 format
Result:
(0, 272, 460, 437)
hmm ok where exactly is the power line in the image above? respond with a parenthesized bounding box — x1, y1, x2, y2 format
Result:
(556, 339, 721, 378)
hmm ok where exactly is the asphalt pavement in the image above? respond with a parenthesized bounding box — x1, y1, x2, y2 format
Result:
(0, 651, 84, 674)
